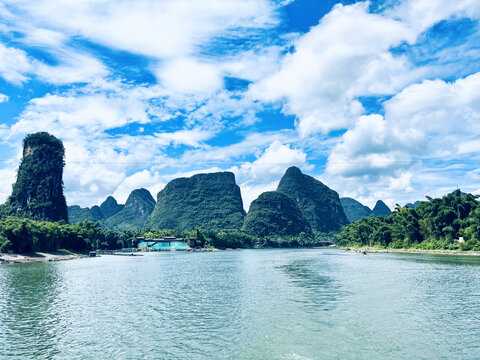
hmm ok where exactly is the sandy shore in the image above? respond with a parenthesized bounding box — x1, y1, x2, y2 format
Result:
(0, 250, 85, 264)
(345, 247, 480, 256)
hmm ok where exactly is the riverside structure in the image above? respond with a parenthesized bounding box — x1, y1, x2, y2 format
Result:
(137, 236, 191, 251)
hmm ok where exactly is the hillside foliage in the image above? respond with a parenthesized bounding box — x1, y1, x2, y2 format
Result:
(104, 189, 155, 231)
(7, 132, 68, 222)
(145, 172, 246, 231)
(243, 191, 312, 237)
(336, 190, 480, 251)
(277, 167, 349, 232)
(340, 197, 372, 222)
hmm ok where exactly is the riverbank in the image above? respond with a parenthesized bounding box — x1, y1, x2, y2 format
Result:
(344, 247, 480, 256)
(0, 250, 85, 264)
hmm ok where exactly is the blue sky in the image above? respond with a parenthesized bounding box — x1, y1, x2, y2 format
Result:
(0, 0, 479, 210)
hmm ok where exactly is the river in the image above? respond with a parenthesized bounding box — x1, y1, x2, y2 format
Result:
(1, 249, 479, 359)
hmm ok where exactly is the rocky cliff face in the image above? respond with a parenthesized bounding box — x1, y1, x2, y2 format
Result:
(372, 200, 392, 217)
(104, 188, 156, 230)
(99, 196, 124, 218)
(8, 132, 68, 222)
(277, 167, 348, 232)
(145, 172, 246, 231)
(340, 197, 371, 222)
(243, 191, 312, 237)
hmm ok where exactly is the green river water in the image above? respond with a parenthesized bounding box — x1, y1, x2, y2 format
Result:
(0, 249, 479, 359)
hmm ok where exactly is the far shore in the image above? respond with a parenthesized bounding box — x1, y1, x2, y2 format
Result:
(344, 247, 480, 256)
(0, 250, 85, 264)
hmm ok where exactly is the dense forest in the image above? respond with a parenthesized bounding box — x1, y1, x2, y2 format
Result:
(336, 190, 480, 251)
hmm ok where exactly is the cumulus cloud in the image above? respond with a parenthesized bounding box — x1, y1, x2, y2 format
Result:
(326, 72, 480, 207)
(0, 94, 8, 103)
(250, 2, 417, 136)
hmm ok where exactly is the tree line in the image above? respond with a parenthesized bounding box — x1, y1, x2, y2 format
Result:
(0, 213, 335, 253)
(336, 190, 480, 251)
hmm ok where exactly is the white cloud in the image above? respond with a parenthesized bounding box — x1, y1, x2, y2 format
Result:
(239, 181, 278, 213)
(222, 45, 284, 82)
(9, 92, 149, 139)
(0, 168, 16, 204)
(389, 0, 480, 34)
(234, 140, 307, 183)
(231, 140, 309, 210)
(4, 0, 280, 59)
(325, 72, 480, 208)
(156, 58, 224, 95)
(458, 139, 480, 154)
(112, 170, 165, 205)
(180, 130, 296, 164)
(250, 2, 417, 136)
(384, 73, 480, 137)
(0, 93, 8, 103)
(0, 42, 33, 84)
(34, 50, 108, 85)
(155, 128, 215, 148)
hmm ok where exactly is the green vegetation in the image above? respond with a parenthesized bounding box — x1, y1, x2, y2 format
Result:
(99, 196, 124, 218)
(340, 197, 392, 222)
(104, 188, 155, 231)
(69, 190, 155, 231)
(277, 166, 349, 232)
(340, 197, 372, 222)
(7, 132, 68, 222)
(336, 190, 480, 251)
(145, 172, 246, 231)
(243, 191, 312, 237)
(0, 216, 139, 253)
(68, 205, 104, 223)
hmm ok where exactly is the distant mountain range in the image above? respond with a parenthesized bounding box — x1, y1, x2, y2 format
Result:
(340, 198, 392, 222)
(68, 166, 395, 235)
(68, 188, 156, 231)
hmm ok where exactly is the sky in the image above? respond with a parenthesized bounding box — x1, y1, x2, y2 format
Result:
(0, 0, 479, 211)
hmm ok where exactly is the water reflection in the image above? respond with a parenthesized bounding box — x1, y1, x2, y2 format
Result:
(278, 258, 343, 311)
(0, 263, 62, 359)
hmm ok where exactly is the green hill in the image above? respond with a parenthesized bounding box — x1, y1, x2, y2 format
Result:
(337, 190, 480, 251)
(99, 196, 124, 218)
(371, 200, 392, 217)
(7, 132, 68, 222)
(243, 191, 312, 237)
(277, 167, 348, 232)
(68, 205, 104, 224)
(340, 197, 371, 222)
(104, 188, 155, 231)
(145, 172, 245, 231)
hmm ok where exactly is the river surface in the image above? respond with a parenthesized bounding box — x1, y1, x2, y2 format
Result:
(1, 249, 479, 359)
